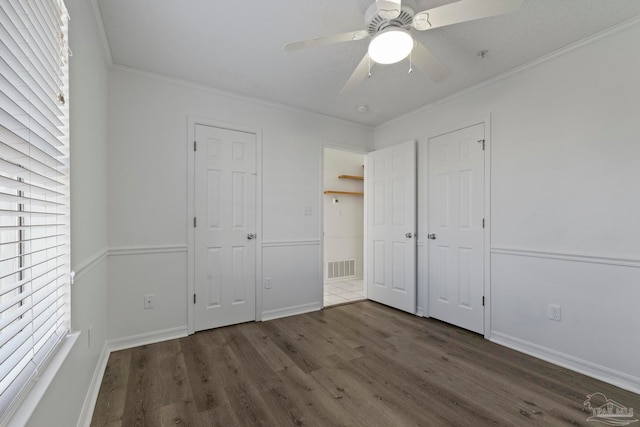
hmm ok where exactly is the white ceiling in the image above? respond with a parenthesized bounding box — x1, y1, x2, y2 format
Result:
(96, 0, 640, 126)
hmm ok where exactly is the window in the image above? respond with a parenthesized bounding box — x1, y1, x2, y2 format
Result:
(0, 0, 70, 419)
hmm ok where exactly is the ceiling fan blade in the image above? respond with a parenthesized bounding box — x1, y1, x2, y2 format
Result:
(410, 41, 451, 83)
(284, 30, 369, 52)
(340, 53, 373, 94)
(376, 0, 402, 19)
(412, 0, 523, 31)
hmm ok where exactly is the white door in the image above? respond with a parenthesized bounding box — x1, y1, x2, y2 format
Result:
(194, 124, 257, 331)
(428, 123, 485, 334)
(366, 140, 416, 313)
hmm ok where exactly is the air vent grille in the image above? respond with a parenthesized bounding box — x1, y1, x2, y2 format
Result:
(327, 259, 356, 279)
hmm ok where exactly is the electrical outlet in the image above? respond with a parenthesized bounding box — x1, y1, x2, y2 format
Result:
(548, 304, 561, 321)
(304, 206, 312, 216)
(264, 277, 272, 289)
(144, 294, 154, 309)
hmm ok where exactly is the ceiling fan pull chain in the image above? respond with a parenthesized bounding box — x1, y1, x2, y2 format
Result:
(408, 50, 413, 74)
(368, 56, 372, 78)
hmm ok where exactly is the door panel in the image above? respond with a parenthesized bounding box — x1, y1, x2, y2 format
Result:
(366, 140, 416, 313)
(195, 124, 256, 331)
(428, 124, 484, 334)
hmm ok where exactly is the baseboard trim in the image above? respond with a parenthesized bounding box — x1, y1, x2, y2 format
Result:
(491, 331, 640, 395)
(106, 326, 189, 353)
(76, 342, 110, 427)
(261, 302, 321, 322)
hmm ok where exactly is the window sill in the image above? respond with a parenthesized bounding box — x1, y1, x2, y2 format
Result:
(5, 331, 80, 427)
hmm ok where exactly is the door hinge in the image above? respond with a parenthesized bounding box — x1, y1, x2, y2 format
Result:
(193, 140, 197, 151)
(482, 296, 485, 306)
(193, 293, 196, 304)
(482, 218, 485, 228)
(478, 139, 485, 151)
(193, 217, 196, 228)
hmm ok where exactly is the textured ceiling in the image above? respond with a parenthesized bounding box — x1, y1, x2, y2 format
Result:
(97, 0, 640, 126)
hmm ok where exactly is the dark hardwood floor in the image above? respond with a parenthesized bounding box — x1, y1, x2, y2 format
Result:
(91, 301, 639, 426)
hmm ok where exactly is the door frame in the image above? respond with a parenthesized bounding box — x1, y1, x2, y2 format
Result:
(422, 114, 492, 338)
(187, 116, 263, 335)
(320, 142, 370, 307)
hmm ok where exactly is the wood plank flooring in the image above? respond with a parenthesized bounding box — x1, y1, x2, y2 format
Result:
(91, 301, 640, 426)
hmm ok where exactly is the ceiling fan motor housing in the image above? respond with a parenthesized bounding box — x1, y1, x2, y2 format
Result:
(365, 4, 415, 34)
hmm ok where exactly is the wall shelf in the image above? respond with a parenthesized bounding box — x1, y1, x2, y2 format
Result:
(338, 175, 364, 181)
(323, 191, 364, 196)
(326, 171, 364, 196)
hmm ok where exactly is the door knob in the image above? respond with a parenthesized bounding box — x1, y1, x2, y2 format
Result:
(247, 233, 256, 240)
(427, 233, 437, 240)
(405, 232, 414, 238)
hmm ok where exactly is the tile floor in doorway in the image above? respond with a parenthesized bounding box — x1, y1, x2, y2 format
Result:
(324, 279, 365, 307)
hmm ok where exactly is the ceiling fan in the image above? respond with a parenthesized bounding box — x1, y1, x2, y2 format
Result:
(284, 0, 523, 93)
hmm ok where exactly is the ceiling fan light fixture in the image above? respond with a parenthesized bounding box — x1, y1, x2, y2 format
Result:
(368, 28, 413, 65)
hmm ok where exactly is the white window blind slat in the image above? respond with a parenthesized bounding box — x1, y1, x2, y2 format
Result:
(0, 191, 65, 207)
(0, 223, 65, 233)
(0, 79, 63, 140)
(1, 2, 63, 93)
(0, 234, 65, 249)
(32, 295, 57, 330)
(27, 2, 64, 71)
(0, 0, 70, 420)
(29, 1, 58, 44)
(0, 291, 31, 321)
(16, 0, 65, 82)
(23, 27, 64, 94)
(0, 58, 64, 124)
(4, 0, 62, 90)
(0, 157, 63, 187)
(0, 263, 62, 300)
(0, 301, 31, 334)
(0, 91, 64, 150)
(0, 314, 30, 350)
(1, 244, 65, 265)
(0, 174, 64, 197)
(0, 131, 65, 175)
(0, 338, 33, 392)
(0, 108, 64, 160)
(0, 41, 64, 120)
(0, 209, 64, 220)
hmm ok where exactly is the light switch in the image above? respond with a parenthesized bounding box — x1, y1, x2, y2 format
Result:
(304, 206, 312, 216)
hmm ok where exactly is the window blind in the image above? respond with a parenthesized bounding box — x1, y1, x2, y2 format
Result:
(0, 0, 70, 419)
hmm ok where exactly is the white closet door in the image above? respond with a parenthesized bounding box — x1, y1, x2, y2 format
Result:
(194, 124, 257, 331)
(428, 123, 485, 334)
(366, 140, 417, 313)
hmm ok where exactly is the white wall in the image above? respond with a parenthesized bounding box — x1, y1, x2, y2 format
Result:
(375, 21, 640, 391)
(107, 68, 373, 338)
(25, 0, 110, 425)
(323, 148, 365, 280)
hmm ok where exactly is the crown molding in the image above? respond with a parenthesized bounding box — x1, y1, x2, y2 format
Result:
(377, 16, 640, 130)
(87, 0, 113, 66)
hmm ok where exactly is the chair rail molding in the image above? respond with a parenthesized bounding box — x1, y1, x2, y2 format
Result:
(491, 246, 640, 268)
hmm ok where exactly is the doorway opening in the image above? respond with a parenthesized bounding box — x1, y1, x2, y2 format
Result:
(322, 148, 366, 307)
